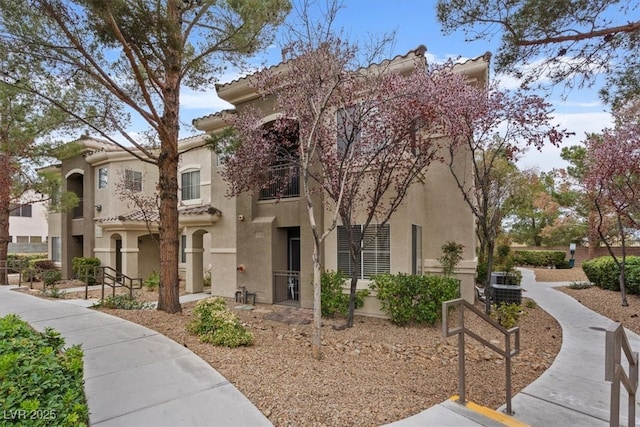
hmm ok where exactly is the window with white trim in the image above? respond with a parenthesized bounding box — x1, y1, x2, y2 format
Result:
(337, 224, 390, 279)
(181, 170, 200, 201)
(124, 169, 143, 192)
(98, 167, 108, 189)
(336, 106, 361, 156)
(51, 237, 61, 263)
(10, 204, 32, 217)
(181, 235, 187, 263)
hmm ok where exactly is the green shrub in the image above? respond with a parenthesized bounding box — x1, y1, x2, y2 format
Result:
(143, 271, 160, 291)
(95, 294, 152, 310)
(512, 250, 566, 268)
(568, 281, 593, 290)
(321, 270, 369, 317)
(490, 303, 523, 329)
(42, 270, 62, 287)
(0, 314, 89, 426)
(582, 256, 640, 294)
(40, 285, 66, 299)
(524, 299, 537, 309)
(187, 297, 253, 347)
(33, 259, 56, 270)
(72, 257, 101, 285)
(6, 254, 38, 273)
(438, 241, 464, 277)
(371, 273, 459, 326)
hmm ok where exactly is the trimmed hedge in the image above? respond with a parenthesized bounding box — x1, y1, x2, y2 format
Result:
(370, 274, 459, 326)
(72, 257, 101, 285)
(321, 270, 369, 318)
(0, 314, 89, 426)
(582, 256, 640, 295)
(512, 250, 567, 268)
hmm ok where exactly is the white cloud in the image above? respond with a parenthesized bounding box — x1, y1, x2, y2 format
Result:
(180, 87, 234, 111)
(517, 111, 613, 172)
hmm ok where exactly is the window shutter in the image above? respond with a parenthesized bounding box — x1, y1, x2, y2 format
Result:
(337, 225, 361, 277)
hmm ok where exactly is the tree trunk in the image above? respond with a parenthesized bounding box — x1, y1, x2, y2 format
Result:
(312, 247, 322, 360)
(0, 154, 12, 285)
(346, 274, 358, 328)
(618, 216, 628, 307)
(587, 211, 598, 259)
(484, 242, 495, 314)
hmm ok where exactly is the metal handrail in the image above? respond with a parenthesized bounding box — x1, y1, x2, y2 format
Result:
(605, 322, 639, 427)
(87, 266, 143, 300)
(442, 298, 520, 415)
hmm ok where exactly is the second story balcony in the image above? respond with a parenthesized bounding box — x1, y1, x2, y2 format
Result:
(259, 165, 300, 200)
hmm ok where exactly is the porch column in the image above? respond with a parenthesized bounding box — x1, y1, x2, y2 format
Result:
(120, 234, 140, 280)
(185, 231, 205, 293)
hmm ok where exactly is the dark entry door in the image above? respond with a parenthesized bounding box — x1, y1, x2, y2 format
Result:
(287, 228, 300, 301)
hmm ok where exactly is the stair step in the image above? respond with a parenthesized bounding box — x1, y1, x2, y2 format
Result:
(443, 396, 530, 427)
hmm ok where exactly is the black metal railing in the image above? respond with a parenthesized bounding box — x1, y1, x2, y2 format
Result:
(259, 165, 300, 200)
(83, 266, 142, 300)
(274, 270, 300, 306)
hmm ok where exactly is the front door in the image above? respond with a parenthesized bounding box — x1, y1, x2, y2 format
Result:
(287, 228, 300, 301)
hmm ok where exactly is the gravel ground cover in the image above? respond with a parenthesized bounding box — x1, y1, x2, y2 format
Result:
(16, 267, 634, 426)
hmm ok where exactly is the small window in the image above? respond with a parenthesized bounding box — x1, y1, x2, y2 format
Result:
(181, 170, 200, 201)
(124, 169, 143, 192)
(98, 167, 108, 189)
(51, 237, 61, 263)
(181, 235, 187, 263)
(16, 236, 29, 243)
(412, 224, 423, 275)
(336, 106, 361, 156)
(9, 204, 32, 217)
(30, 236, 42, 243)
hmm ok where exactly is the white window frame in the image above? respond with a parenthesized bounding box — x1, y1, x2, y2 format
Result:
(98, 167, 108, 189)
(337, 224, 390, 279)
(124, 169, 143, 192)
(180, 169, 201, 202)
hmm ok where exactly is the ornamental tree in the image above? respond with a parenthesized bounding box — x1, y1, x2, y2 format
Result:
(443, 83, 568, 311)
(584, 101, 640, 306)
(0, 0, 290, 313)
(437, 0, 640, 104)
(216, 27, 480, 357)
(0, 47, 79, 284)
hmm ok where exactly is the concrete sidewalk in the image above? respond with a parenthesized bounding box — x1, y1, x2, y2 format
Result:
(389, 268, 640, 426)
(2, 268, 640, 426)
(0, 285, 270, 427)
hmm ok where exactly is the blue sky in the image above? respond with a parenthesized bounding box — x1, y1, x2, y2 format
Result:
(176, 0, 613, 172)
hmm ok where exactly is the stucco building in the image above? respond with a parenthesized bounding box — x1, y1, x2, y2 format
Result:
(49, 46, 488, 315)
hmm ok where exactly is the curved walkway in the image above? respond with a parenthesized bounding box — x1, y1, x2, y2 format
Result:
(390, 268, 640, 426)
(2, 269, 640, 426)
(0, 285, 270, 427)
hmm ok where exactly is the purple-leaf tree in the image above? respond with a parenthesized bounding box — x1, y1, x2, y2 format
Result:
(217, 31, 482, 358)
(584, 101, 640, 306)
(444, 82, 569, 311)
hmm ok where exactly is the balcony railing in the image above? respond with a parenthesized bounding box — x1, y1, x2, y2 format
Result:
(259, 165, 299, 200)
(274, 270, 300, 306)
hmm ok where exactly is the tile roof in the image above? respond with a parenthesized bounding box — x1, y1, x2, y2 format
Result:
(95, 205, 222, 224)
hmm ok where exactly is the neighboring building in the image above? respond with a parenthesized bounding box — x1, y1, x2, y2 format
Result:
(49, 46, 488, 315)
(9, 190, 49, 254)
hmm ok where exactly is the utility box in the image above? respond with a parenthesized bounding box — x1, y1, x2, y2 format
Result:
(490, 272, 522, 305)
(491, 284, 522, 305)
